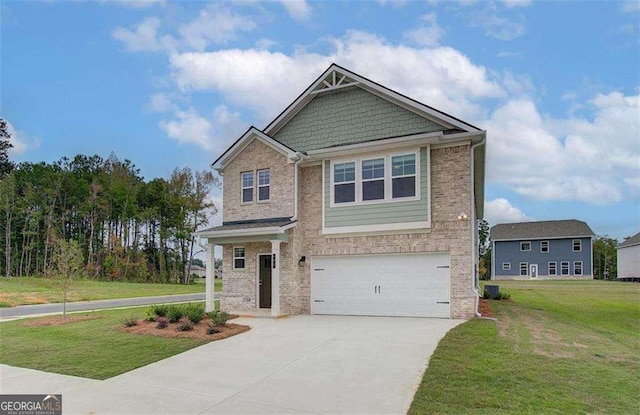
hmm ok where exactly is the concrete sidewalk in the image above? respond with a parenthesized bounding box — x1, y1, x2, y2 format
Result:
(0, 293, 205, 320)
(0, 315, 462, 415)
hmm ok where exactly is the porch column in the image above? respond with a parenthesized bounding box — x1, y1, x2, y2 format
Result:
(271, 240, 281, 317)
(205, 242, 216, 312)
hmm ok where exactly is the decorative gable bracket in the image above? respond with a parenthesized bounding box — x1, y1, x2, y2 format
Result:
(309, 70, 359, 95)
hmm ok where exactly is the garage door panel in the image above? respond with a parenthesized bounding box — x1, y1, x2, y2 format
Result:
(311, 253, 450, 318)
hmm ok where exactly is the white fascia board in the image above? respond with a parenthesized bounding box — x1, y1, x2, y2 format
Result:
(304, 131, 444, 160)
(212, 128, 298, 171)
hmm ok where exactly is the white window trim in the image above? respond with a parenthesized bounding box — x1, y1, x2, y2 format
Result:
(329, 148, 421, 208)
(502, 262, 511, 271)
(548, 261, 557, 276)
(574, 261, 583, 275)
(572, 239, 582, 252)
(540, 240, 549, 253)
(520, 241, 532, 252)
(241, 171, 254, 204)
(560, 261, 570, 276)
(519, 262, 528, 276)
(233, 246, 246, 270)
(257, 168, 270, 203)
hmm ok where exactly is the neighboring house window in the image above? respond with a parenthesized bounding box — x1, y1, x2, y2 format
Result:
(391, 154, 417, 199)
(362, 158, 385, 201)
(334, 162, 356, 203)
(548, 262, 557, 276)
(233, 247, 246, 270)
(241, 172, 254, 203)
(520, 262, 528, 276)
(574, 261, 583, 275)
(520, 241, 531, 251)
(572, 239, 582, 252)
(541, 241, 549, 253)
(502, 263, 511, 271)
(561, 261, 570, 276)
(257, 169, 270, 202)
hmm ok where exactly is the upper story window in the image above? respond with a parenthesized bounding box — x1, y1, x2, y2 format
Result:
(241, 172, 254, 203)
(391, 154, 417, 198)
(520, 241, 531, 251)
(572, 239, 582, 252)
(331, 150, 420, 206)
(233, 247, 246, 270)
(257, 169, 270, 202)
(334, 162, 356, 203)
(540, 240, 549, 253)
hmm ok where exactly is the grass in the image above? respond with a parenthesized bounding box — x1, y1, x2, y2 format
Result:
(409, 280, 640, 414)
(0, 277, 222, 307)
(0, 305, 210, 379)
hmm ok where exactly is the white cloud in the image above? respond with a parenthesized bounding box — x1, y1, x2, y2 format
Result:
(501, 0, 532, 8)
(169, 30, 503, 121)
(485, 92, 639, 205)
(471, 12, 526, 40)
(403, 13, 444, 47)
(277, 0, 312, 21)
(485, 198, 534, 225)
(4, 120, 34, 156)
(620, 1, 640, 13)
(112, 17, 176, 53)
(179, 4, 257, 51)
(159, 105, 245, 150)
(147, 92, 177, 113)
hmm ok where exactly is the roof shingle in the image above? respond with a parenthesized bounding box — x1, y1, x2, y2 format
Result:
(490, 219, 594, 241)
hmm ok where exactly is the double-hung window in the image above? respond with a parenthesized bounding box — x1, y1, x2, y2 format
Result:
(561, 261, 570, 276)
(361, 158, 385, 201)
(241, 172, 254, 203)
(502, 263, 511, 271)
(334, 162, 356, 203)
(520, 241, 531, 251)
(520, 262, 528, 276)
(574, 261, 583, 275)
(540, 241, 549, 253)
(548, 262, 557, 276)
(572, 239, 582, 252)
(257, 169, 270, 202)
(391, 154, 417, 198)
(233, 247, 245, 270)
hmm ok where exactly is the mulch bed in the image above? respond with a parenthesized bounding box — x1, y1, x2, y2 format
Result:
(120, 317, 250, 341)
(21, 315, 103, 327)
(478, 297, 495, 318)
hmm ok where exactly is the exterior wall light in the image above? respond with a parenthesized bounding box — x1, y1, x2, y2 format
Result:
(458, 212, 468, 220)
(298, 256, 306, 267)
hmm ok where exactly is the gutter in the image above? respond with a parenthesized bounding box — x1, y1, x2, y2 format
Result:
(290, 152, 307, 221)
(470, 135, 486, 318)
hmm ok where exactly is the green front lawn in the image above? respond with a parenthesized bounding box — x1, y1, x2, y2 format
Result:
(410, 280, 640, 414)
(0, 306, 209, 379)
(0, 277, 221, 307)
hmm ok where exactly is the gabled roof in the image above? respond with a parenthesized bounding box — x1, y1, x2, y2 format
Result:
(211, 126, 298, 171)
(491, 220, 595, 241)
(263, 63, 482, 136)
(618, 232, 640, 248)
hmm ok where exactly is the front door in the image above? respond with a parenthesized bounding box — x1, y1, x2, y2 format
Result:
(259, 254, 272, 308)
(530, 264, 538, 279)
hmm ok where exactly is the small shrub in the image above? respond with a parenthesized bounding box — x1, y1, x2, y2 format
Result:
(483, 289, 492, 299)
(498, 291, 511, 300)
(145, 308, 157, 322)
(121, 315, 138, 327)
(207, 310, 230, 327)
(206, 324, 220, 335)
(152, 304, 169, 318)
(156, 317, 169, 329)
(184, 303, 205, 324)
(176, 319, 193, 332)
(167, 305, 184, 323)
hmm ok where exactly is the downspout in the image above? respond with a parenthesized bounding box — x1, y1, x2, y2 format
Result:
(290, 152, 306, 221)
(470, 136, 486, 318)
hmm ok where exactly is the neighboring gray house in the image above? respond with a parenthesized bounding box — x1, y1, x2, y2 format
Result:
(186, 264, 207, 278)
(617, 232, 640, 281)
(491, 220, 594, 280)
(195, 64, 486, 319)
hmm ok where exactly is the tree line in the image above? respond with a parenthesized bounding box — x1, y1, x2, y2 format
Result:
(0, 119, 218, 283)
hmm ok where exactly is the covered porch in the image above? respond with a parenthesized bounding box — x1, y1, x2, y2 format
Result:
(196, 219, 297, 317)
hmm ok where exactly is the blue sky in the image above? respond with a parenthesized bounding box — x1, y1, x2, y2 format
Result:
(2, 0, 639, 240)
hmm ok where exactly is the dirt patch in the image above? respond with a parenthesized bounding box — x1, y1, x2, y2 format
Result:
(121, 318, 250, 341)
(478, 298, 495, 318)
(21, 315, 103, 327)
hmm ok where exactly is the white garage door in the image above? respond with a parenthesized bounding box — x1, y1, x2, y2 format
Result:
(311, 253, 450, 318)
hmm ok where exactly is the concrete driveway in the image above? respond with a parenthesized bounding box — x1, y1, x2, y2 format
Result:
(0, 315, 463, 414)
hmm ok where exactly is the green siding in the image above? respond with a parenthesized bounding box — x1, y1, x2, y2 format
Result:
(273, 87, 446, 151)
(324, 148, 429, 228)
